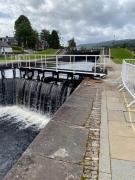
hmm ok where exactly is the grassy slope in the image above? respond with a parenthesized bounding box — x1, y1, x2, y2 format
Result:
(11, 46, 24, 53)
(34, 48, 58, 55)
(111, 48, 134, 64)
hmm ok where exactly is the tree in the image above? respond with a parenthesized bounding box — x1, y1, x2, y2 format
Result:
(14, 15, 35, 48)
(68, 38, 76, 50)
(50, 30, 60, 49)
(40, 29, 51, 47)
(27, 30, 39, 49)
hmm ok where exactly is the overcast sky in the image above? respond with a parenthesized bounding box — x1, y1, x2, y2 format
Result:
(0, 0, 135, 45)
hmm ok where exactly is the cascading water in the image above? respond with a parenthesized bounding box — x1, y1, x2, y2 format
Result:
(0, 76, 79, 180)
(0, 78, 72, 114)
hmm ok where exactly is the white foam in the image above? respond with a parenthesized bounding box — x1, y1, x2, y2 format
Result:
(0, 106, 50, 130)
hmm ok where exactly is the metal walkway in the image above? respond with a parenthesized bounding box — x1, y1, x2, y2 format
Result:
(1, 54, 111, 78)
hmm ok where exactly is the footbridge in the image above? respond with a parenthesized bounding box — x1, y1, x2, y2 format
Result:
(0, 54, 110, 79)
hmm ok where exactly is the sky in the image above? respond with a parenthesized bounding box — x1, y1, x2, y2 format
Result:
(0, 0, 135, 45)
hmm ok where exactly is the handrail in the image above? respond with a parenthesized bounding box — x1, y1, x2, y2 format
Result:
(120, 59, 135, 107)
(0, 54, 110, 76)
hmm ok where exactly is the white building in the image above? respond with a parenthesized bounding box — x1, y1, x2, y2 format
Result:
(0, 41, 13, 55)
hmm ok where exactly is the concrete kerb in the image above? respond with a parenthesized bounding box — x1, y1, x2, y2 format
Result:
(99, 90, 112, 179)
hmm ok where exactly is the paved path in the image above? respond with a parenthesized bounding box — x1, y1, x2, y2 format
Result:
(99, 61, 135, 180)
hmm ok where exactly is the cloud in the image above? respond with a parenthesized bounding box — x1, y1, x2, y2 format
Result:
(0, 0, 135, 44)
(0, 12, 11, 19)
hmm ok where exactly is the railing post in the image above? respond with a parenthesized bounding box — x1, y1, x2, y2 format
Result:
(103, 55, 105, 72)
(103, 47, 105, 56)
(40, 55, 42, 69)
(56, 55, 58, 71)
(109, 48, 111, 63)
(23, 55, 24, 64)
(86, 55, 88, 63)
(25, 55, 27, 67)
(45, 54, 47, 69)
(70, 55, 72, 70)
(125, 61, 128, 83)
(35, 55, 36, 68)
(23, 55, 25, 66)
(41, 55, 43, 70)
(5, 54, 7, 67)
(17, 55, 20, 68)
(73, 55, 75, 73)
(73, 55, 75, 63)
(20, 55, 21, 67)
(94, 56, 96, 75)
(19, 55, 21, 67)
(29, 55, 30, 69)
(18, 55, 20, 68)
(11, 54, 13, 68)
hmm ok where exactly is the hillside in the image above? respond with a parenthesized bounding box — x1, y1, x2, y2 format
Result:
(79, 39, 135, 48)
(111, 48, 134, 64)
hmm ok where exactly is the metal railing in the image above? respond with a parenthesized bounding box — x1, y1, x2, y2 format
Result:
(0, 54, 110, 75)
(119, 59, 135, 107)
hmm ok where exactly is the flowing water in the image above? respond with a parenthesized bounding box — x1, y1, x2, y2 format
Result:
(0, 106, 49, 179)
(0, 76, 75, 179)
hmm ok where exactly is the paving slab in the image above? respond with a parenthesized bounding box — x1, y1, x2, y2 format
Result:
(122, 96, 133, 103)
(109, 121, 135, 138)
(108, 110, 126, 122)
(122, 92, 133, 99)
(27, 120, 88, 163)
(52, 104, 92, 126)
(65, 95, 94, 108)
(107, 102, 126, 111)
(4, 153, 83, 180)
(107, 97, 121, 103)
(109, 135, 135, 161)
(73, 86, 97, 98)
(124, 111, 135, 123)
(106, 91, 121, 98)
(112, 159, 135, 180)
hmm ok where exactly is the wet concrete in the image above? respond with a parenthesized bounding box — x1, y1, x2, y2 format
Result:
(4, 80, 99, 180)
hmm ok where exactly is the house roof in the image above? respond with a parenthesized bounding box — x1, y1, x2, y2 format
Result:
(0, 36, 16, 44)
(0, 41, 10, 48)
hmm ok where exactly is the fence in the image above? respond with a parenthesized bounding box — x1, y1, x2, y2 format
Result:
(0, 54, 110, 75)
(120, 59, 135, 107)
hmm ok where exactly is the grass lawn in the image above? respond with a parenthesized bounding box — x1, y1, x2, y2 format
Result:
(34, 48, 58, 55)
(111, 48, 134, 64)
(0, 48, 58, 62)
(11, 46, 24, 54)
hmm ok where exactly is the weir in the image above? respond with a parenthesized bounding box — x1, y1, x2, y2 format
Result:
(0, 78, 76, 114)
(0, 68, 81, 180)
